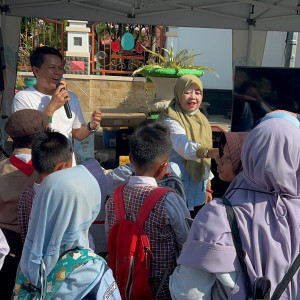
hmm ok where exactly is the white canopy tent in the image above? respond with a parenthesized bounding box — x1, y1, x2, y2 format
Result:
(2, 0, 300, 31)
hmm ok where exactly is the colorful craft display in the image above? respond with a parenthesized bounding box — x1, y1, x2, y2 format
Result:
(135, 43, 144, 54)
(109, 32, 146, 54)
(121, 32, 135, 51)
(111, 41, 121, 52)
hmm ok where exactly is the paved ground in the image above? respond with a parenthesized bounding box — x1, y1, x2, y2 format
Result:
(208, 114, 231, 132)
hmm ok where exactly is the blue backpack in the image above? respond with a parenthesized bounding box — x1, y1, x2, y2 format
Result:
(14, 248, 105, 299)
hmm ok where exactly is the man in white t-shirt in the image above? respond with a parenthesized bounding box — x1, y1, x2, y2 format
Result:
(12, 46, 101, 164)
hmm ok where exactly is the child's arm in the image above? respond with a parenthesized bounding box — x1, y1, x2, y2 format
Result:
(105, 163, 134, 197)
(164, 192, 191, 248)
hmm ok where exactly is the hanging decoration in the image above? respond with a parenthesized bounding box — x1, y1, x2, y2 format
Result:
(121, 32, 135, 50)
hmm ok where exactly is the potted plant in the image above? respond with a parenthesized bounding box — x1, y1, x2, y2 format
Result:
(133, 45, 218, 115)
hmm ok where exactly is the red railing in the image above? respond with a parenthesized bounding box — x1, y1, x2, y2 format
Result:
(18, 18, 165, 76)
(91, 23, 164, 75)
(18, 18, 65, 71)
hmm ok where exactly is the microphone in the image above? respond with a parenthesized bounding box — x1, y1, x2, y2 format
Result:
(56, 81, 72, 119)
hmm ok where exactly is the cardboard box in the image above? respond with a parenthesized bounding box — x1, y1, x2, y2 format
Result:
(100, 112, 147, 127)
(119, 155, 130, 165)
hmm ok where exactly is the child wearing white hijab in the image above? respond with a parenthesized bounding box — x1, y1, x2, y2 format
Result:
(15, 165, 121, 299)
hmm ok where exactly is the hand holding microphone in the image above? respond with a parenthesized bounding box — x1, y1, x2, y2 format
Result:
(56, 79, 72, 119)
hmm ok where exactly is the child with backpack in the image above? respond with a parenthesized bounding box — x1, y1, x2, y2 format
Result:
(15, 164, 121, 299)
(18, 130, 73, 244)
(105, 119, 190, 300)
(105, 161, 186, 202)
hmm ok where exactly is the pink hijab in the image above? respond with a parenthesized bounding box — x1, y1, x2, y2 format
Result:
(178, 118, 300, 299)
(219, 132, 249, 175)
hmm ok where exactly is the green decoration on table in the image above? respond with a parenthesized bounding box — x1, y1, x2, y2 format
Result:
(133, 44, 219, 78)
(140, 67, 204, 78)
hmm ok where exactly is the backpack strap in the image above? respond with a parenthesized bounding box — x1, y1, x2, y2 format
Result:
(137, 187, 170, 227)
(114, 184, 126, 222)
(46, 248, 105, 298)
(271, 253, 300, 300)
(223, 198, 300, 300)
(222, 198, 254, 298)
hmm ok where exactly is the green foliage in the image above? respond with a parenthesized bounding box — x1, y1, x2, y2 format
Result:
(132, 44, 219, 77)
(18, 17, 67, 70)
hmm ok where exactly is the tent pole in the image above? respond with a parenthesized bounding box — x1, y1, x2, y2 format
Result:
(246, 25, 253, 66)
(284, 32, 298, 67)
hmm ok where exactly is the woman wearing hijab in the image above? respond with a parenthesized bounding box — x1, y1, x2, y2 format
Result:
(15, 165, 121, 299)
(158, 75, 218, 217)
(170, 118, 300, 299)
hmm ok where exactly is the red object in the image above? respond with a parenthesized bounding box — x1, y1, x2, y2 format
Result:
(206, 188, 214, 194)
(70, 60, 85, 71)
(135, 43, 144, 54)
(111, 41, 121, 52)
(211, 125, 225, 132)
(107, 184, 170, 300)
(9, 155, 34, 177)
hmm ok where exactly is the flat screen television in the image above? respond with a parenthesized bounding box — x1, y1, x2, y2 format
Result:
(231, 66, 300, 132)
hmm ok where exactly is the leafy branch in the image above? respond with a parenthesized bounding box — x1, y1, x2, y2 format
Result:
(132, 44, 219, 77)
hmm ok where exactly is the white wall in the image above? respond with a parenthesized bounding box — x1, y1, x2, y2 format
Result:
(262, 31, 286, 67)
(165, 27, 300, 90)
(165, 27, 233, 90)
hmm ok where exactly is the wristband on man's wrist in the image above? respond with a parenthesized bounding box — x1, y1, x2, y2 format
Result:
(48, 116, 52, 124)
(87, 122, 99, 133)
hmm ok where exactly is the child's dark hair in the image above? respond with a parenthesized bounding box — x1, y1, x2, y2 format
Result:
(32, 131, 73, 174)
(30, 46, 63, 68)
(218, 133, 227, 159)
(130, 119, 172, 169)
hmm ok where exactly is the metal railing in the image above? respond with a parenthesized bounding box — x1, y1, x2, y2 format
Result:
(18, 18, 65, 71)
(91, 23, 164, 75)
(18, 18, 165, 76)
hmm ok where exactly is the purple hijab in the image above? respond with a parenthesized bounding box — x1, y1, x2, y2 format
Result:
(178, 118, 300, 299)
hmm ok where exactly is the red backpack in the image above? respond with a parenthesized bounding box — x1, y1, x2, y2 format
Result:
(107, 184, 170, 300)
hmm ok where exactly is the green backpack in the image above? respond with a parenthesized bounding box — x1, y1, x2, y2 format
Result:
(14, 248, 105, 300)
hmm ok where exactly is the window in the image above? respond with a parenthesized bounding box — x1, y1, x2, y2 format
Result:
(74, 37, 82, 46)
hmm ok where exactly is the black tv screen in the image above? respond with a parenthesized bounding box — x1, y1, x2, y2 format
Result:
(231, 66, 300, 132)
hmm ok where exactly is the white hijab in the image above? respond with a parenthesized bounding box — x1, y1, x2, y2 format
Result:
(20, 165, 101, 287)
